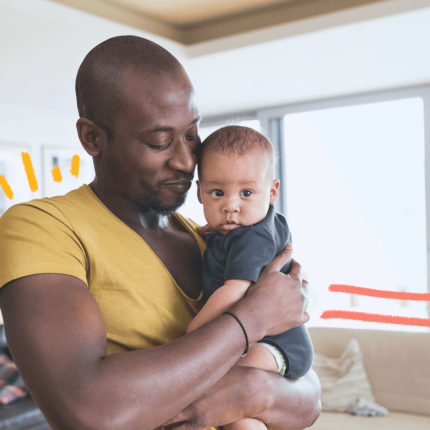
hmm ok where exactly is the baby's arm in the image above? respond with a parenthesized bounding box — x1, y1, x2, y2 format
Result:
(187, 279, 250, 333)
(187, 280, 279, 374)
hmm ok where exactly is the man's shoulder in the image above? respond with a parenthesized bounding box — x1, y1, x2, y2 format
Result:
(0, 185, 94, 225)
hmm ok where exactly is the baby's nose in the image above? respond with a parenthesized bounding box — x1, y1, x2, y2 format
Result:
(222, 200, 240, 213)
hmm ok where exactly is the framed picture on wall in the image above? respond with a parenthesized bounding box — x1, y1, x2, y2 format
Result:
(41, 146, 95, 198)
(0, 141, 36, 214)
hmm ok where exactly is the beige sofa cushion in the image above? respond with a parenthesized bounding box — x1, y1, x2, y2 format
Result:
(309, 327, 430, 416)
(311, 411, 430, 430)
(313, 339, 377, 411)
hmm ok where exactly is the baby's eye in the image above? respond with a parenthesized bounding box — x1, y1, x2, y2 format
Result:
(211, 190, 224, 197)
(241, 190, 253, 197)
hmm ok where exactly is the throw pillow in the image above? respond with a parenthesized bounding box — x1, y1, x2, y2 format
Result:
(0, 353, 29, 405)
(312, 338, 388, 416)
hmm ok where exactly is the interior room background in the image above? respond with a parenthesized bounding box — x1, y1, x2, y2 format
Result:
(1, 0, 430, 331)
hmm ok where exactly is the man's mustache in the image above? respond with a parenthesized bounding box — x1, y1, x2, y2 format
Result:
(161, 174, 194, 183)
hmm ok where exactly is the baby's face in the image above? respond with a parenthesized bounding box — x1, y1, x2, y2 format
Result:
(197, 149, 280, 234)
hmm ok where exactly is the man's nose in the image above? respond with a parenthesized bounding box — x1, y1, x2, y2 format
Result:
(168, 139, 196, 173)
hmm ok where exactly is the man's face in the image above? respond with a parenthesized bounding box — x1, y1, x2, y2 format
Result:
(99, 68, 201, 213)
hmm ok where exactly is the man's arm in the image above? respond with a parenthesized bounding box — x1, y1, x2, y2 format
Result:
(0, 247, 308, 430)
(162, 366, 321, 430)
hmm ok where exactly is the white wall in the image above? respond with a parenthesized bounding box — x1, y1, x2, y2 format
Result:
(0, 0, 186, 148)
(186, 4, 430, 116)
(2, 0, 430, 140)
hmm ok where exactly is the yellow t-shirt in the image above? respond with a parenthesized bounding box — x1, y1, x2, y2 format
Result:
(0, 184, 206, 353)
(0, 186, 221, 428)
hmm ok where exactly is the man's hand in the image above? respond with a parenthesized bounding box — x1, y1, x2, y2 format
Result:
(232, 244, 309, 342)
(195, 224, 211, 237)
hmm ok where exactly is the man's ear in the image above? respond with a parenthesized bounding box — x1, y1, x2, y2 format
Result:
(76, 118, 108, 157)
(270, 179, 280, 205)
(196, 180, 203, 204)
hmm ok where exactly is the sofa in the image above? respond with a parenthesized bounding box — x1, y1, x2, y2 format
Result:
(308, 327, 430, 430)
(0, 325, 51, 430)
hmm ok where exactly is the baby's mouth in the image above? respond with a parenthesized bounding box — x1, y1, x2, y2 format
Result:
(219, 222, 241, 231)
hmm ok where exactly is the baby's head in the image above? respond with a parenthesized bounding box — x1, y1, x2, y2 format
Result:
(197, 125, 280, 234)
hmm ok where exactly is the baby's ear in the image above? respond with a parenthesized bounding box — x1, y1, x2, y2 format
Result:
(270, 179, 280, 205)
(196, 180, 203, 204)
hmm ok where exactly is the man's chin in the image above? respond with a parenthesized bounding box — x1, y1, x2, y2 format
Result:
(140, 194, 187, 215)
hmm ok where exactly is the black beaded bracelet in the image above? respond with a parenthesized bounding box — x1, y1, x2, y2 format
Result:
(223, 311, 249, 357)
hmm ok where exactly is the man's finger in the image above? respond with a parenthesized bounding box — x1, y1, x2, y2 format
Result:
(264, 244, 293, 272)
(195, 225, 209, 237)
(288, 258, 302, 280)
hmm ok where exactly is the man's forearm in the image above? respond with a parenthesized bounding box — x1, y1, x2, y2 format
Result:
(1, 277, 258, 430)
(256, 369, 321, 430)
(161, 367, 321, 430)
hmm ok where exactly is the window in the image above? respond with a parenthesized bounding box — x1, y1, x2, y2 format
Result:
(279, 93, 429, 331)
(200, 87, 430, 331)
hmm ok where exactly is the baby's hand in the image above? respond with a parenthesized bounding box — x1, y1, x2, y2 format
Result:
(196, 224, 212, 237)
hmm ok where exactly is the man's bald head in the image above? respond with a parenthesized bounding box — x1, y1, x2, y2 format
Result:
(75, 35, 184, 137)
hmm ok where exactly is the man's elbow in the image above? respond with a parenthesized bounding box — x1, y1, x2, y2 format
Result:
(310, 402, 322, 428)
(305, 396, 321, 428)
(303, 369, 321, 428)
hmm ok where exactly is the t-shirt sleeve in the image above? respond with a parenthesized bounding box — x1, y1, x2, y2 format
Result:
(223, 227, 276, 283)
(0, 202, 88, 289)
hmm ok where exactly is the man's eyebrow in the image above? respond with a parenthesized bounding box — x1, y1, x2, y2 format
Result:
(191, 115, 202, 125)
(151, 115, 202, 133)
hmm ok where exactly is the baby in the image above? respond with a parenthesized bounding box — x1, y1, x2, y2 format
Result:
(187, 125, 313, 430)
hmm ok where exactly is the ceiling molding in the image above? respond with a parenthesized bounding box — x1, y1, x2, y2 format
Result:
(180, 0, 388, 44)
(185, 0, 430, 56)
(48, 0, 395, 45)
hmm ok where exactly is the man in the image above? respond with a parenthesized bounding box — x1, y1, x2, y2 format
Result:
(0, 36, 320, 430)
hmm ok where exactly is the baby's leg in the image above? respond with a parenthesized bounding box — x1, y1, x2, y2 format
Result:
(225, 344, 278, 430)
(239, 342, 279, 372)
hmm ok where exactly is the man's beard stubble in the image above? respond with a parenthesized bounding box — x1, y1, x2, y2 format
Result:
(137, 191, 188, 216)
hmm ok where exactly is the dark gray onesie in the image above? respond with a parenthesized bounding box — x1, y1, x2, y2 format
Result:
(202, 205, 313, 379)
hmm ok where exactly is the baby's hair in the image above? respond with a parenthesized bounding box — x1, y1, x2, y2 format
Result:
(198, 125, 275, 177)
